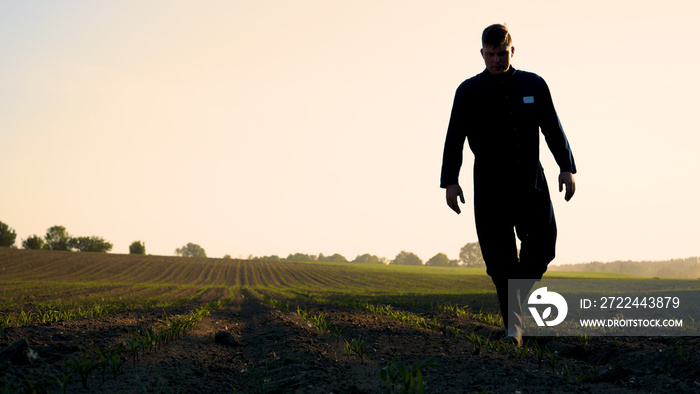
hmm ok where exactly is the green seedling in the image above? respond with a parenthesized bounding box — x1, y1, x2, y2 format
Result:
(94, 347, 108, 384)
(296, 306, 309, 319)
(484, 338, 505, 352)
(309, 313, 331, 331)
(667, 343, 692, 366)
(364, 303, 429, 330)
(511, 344, 528, 361)
(429, 319, 441, 332)
(589, 356, 604, 382)
(532, 342, 547, 366)
(123, 337, 141, 363)
(0, 315, 10, 338)
(561, 365, 585, 382)
(579, 334, 590, 346)
(464, 331, 485, 349)
(106, 350, 125, 379)
(64, 347, 100, 390)
(448, 325, 461, 338)
(139, 325, 156, 353)
(329, 325, 344, 341)
(263, 295, 290, 312)
(345, 338, 366, 362)
(17, 310, 33, 327)
(344, 342, 353, 359)
(50, 373, 72, 394)
(380, 357, 439, 394)
(547, 350, 558, 372)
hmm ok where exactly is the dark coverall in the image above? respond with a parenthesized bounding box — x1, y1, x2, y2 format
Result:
(440, 67, 576, 326)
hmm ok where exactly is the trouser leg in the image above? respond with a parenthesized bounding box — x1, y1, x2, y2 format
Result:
(508, 287, 524, 338)
(492, 277, 526, 328)
(492, 277, 510, 327)
(475, 191, 555, 332)
(515, 190, 557, 280)
(518, 279, 537, 299)
(490, 261, 538, 332)
(477, 209, 518, 329)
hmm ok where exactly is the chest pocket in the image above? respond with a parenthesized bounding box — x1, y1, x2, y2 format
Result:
(518, 94, 539, 128)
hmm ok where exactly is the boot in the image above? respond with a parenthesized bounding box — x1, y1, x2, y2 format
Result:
(503, 285, 524, 347)
(493, 277, 523, 346)
(492, 277, 510, 329)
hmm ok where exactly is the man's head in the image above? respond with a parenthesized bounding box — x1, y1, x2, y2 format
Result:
(480, 24, 514, 75)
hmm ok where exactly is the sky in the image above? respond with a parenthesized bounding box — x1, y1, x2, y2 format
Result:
(1, 0, 699, 265)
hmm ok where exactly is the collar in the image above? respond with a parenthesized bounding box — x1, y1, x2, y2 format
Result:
(482, 66, 517, 80)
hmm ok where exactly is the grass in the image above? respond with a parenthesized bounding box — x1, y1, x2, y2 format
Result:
(2, 247, 698, 393)
(2, 248, 697, 334)
(380, 357, 439, 394)
(3, 248, 697, 341)
(1, 247, 647, 296)
(51, 299, 229, 391)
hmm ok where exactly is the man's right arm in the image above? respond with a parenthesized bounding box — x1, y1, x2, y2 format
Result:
(440, 84, 468, 188)
(441, 84, 469, 214)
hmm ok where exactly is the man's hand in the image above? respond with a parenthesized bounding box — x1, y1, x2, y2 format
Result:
(558, 172, 575, 202)
(446, 184, 465, 214)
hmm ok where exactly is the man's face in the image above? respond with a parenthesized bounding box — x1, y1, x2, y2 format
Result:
(481, 44, 515, 75)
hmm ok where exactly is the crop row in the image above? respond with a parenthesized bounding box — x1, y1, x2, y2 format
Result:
(256, 293, 462, 392)
(1, 248, 497, 294)
(255, 288, 503, 342)
(0, 281, 203, 311)
(356, 300, 699, 384)
(0, 286, 229, 336)
(255, 290, 610, 383)
(438, 303, 503, 326)
(231, 288, 700, 391)
(1, 299, 229, 393)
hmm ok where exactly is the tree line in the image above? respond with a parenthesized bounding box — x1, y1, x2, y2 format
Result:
(0, 220, 208, 259)
(246, 242, 486, 267)
(0, 221, 145, 255)
(4, 219, 697, 276)
(549, 257, 700, 279)
(1, 220, 486, 266)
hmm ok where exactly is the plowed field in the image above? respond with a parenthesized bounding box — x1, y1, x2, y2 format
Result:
(1, 248, 698, 393)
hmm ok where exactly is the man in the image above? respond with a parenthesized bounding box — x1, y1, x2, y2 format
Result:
(440, 24, 576, 346)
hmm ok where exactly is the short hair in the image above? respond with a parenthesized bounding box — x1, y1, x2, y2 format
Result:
(482, 24, 512, 48)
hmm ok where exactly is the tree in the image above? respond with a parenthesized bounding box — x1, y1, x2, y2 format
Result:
(391, 251, 423, 266)
(129, 241, 146, 255)
(351, 253, 384, 264)
(69, 236, 113, 253)
(285, 253, 315, 262)
(318, 253, 348, 263)
(460, 242, 485, 267)
(425, 253, 454, 267)
(250, 255, 281, 261)
(0, 221, 17, 247)
(222, 254, 232, 259)
(22, 235, 45, 250)
(175, 243, 207, 258)
(45, 225, 71, 251)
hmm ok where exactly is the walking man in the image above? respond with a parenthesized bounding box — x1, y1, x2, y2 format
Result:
(440, 24, 577, 346)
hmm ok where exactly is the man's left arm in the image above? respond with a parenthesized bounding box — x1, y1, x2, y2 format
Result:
(537, 77, 577, 201)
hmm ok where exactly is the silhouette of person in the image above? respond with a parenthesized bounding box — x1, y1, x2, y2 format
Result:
(440, 24, 576, 346)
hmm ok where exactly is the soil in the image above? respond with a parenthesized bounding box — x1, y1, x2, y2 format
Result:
(1, 289, 698, 393)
